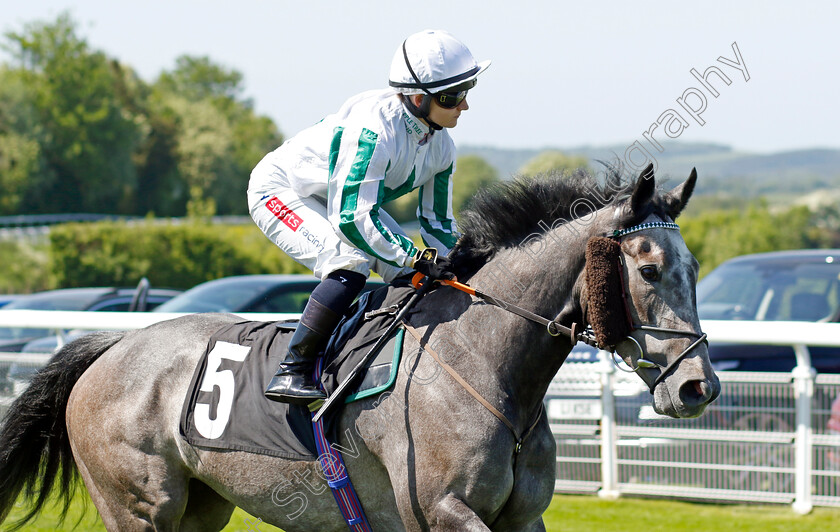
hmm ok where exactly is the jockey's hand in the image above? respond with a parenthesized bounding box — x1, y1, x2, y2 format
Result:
(411, 248, 456, 281)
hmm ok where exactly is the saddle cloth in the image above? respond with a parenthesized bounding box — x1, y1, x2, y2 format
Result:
(179, 281, 415, 460)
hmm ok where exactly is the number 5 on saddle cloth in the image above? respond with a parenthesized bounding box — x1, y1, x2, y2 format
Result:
(178, 281, 417, 460)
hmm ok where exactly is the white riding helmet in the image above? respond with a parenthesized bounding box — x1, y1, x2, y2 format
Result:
(389, 30, 491, 95)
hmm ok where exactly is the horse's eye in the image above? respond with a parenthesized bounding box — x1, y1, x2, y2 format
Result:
(639, 265, 660, 282)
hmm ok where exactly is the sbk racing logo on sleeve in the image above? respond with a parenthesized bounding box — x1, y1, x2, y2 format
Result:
(264, 196, 303, 231)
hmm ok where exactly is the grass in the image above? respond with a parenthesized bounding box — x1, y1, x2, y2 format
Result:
(5, 491, 840, 531)
(542, 495, 840, 532)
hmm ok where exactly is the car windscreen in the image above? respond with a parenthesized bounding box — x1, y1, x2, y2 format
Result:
(697, 261, 840, 321)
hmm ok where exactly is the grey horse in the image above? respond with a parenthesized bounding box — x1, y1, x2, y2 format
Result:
(0, 166, 719, 531)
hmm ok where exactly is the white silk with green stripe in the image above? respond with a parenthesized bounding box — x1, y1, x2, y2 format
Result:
(249, 88, 458, 269)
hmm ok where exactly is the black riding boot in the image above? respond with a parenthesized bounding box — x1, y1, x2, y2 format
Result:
(265, 298, 340, 405)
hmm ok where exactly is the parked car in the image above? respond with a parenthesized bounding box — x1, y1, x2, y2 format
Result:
(0, 295, 23, 309)
(697, 249, 840, 373)
(151, 274, 386, 314)
(0, 283, 182, 353)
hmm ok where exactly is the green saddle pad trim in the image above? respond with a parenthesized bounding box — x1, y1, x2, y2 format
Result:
(344, 327, 404, 404)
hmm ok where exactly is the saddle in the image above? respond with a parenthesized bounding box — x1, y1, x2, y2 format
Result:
(178, 280, 416, 460)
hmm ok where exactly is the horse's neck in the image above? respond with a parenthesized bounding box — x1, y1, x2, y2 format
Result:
(467, 223, 592, 419)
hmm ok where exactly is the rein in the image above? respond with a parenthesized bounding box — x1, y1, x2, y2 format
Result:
(411, 273, 599, 348)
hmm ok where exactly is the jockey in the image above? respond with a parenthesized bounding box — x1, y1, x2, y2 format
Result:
(248, 29, 490, 406)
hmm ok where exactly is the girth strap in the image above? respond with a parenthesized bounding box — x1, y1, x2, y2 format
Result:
(402, 322, 543, 454)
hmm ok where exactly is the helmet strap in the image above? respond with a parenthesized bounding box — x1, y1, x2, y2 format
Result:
(399, 41, 444, 131)
(401, 94, 443, 132)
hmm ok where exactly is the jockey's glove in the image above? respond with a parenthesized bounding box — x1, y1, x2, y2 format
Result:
(411, 248, 457, 281)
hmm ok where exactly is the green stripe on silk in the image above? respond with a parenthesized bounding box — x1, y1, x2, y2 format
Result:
(338, 128, 413, 266)
(418, 164, 457, 248)
(328, 126, 344, 179)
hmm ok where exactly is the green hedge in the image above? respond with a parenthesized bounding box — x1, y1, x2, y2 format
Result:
(48, 220, 309, 289)
(0, 240, 51, 294)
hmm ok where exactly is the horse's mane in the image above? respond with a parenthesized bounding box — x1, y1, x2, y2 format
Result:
(449, 166, 638, 277)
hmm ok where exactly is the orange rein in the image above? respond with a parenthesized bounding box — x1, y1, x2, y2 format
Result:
(410, 272, 476, 296)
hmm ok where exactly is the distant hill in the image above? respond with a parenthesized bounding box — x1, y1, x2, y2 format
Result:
(458, 142, 840, 200)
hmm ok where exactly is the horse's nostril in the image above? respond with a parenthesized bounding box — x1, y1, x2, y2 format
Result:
(680, 379, 711, 407)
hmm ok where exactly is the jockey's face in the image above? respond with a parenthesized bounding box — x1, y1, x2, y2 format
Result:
(429, 94, 468, 128)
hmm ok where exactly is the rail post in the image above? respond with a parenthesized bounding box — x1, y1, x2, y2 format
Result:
(791, 343, 815, 515)
(597, 349, 620, 500)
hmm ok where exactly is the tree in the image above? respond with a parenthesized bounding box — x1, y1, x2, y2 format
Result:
(220, 105, 283, 215)
(451, 155, 499, 214)
(0, 15, 284, 217)
(0, 67, 45, 215)
(681, 202, 827, 278)
(3, 13, 146, 214)
(134, 95, 183, 216)
(517, 150, 589, 178)
(156, 56, 244, 103)
(149, 55, 283, 216)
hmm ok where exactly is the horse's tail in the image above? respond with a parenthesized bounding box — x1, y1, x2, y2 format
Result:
(0, 330, 125, 530)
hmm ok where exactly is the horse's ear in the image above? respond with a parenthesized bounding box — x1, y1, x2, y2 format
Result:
(663, 167, 697, 220)
(631, 163, 656, 213)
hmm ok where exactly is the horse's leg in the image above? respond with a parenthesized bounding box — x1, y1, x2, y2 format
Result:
(429, 494, 490, 531)
(74, 456, 209, 531)
(506, 520, 546, 532)
(72, 445, 119, 529)
(66, 354, 195, 530)
(178, 479, 236, 532)
(68, 406, 193, 531)
(487, 417, 556, 532)
(68, 416, 190, 530)
(491, 512, 548, 532)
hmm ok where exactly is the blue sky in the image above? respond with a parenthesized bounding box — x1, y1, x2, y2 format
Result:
(2, 1, 837, 154)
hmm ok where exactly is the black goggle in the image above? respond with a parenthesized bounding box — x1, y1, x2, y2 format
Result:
(432, 79, 477, 109)
(434, 89, 469, 109)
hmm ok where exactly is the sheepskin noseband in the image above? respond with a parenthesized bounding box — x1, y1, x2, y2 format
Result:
(585, 237, 632, 349)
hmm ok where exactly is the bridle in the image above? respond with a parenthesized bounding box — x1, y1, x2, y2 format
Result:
(429, 220, 708, 394)
(402, 219, 707, 456)
(605, 221, 708, 392)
